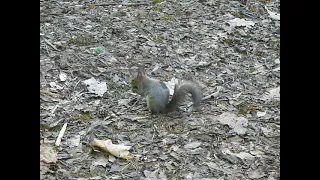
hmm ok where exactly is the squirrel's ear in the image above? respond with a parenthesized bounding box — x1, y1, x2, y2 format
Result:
(137, 65, 146, 76)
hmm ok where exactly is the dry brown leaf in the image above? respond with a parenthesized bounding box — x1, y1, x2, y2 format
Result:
(90, 139, 134, 160)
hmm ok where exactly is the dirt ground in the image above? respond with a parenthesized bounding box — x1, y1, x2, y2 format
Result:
(40, 0, 280, 179)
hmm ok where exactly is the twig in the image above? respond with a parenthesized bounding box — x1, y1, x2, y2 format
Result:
(242, 11, 255, 18)
(44, 39, 58, 51)
(72, 53, 84, 62)
(131, 116, 149, 121)
(51, 104, 59, 114)
(68, 24, 93, 34)
(55, 123, 68, 146)
(202, 91, 220, 101)
(95, 2, 150, 6)
(73, 80, 81, 92)
(137, 35, 152, 42)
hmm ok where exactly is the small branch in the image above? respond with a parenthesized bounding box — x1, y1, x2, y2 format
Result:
(68, 24, 93, 34)
(72, 53, 84, 62)
(50, 105, 59, 114)
(95, 2, 150, 6)
(43, 39, 58, 51)
(55, 123, 68, 146)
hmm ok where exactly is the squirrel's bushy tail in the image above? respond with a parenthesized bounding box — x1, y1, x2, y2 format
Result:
(165, 81, 202, 112)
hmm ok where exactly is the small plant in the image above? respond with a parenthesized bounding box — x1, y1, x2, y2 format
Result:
(137, 10, 148, 18)
(238, 104, 256, 115)
(258, 0, 271, 3)
(225, 39, 232, 45)
(238, 106, 248, 115)
(234, 12, 245, 18)
(247, 104, 256, 113)
(50, 124, 63, 132)
(153, 36, 163, 42)
(119, 11, 127, 17)
(80, 111, 91, 121)
(153, 5, 161, 11)
(70, 112, 91, 121)
(40, 124, 50, 130)
(249, 7, 257, 12)
(249, 64, 256, 73)
(161, 15, 174, 20)
(67, 33, 96, 45)
(273, 100, 280, 108)
(96, 47, 102, 54)
(274, 40, 280, 46)
(274, 40, 280, 52)
(87, 3, 96, 9)
(153, 0, 164, 4)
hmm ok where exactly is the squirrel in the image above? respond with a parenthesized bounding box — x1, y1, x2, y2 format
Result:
(130, 65, 202, 114)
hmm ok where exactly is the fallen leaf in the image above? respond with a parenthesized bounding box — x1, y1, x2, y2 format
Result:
(260, 127, 275, 137)
(83, 77, 108, 97)
(67, 135, 81, 148)
(218, 112, 248, 135)
(118, 99, 131, 106)
(49, 82, 63, 90)
(265, 6, 280, 20)
(85, 25, 92, 29)
(92, 155, 109, 167)
(268, 175, 276, 180)
(261, 87, 280, 102)
(256, 111, 267, 117)
(227, 18, 255, 27)
(184, 141, 202, 149)
(90, 139, 133, 160)
(144, 169, 160, 179)
(146, 41, 156, 47)
(158, 171, 168, 179)
(107, 56, 118, 63)
(112, 74, 120, 83)
(223, 149, 254, 161)
(272, 67, 280, 72)
(40, 163, 51, 178)
(40, 144, 58, 163)
(248, 167, 266, 179)
(249, 150, 265, 157)
(205, 162, 221, 171)
(97, 67, 107, 73)
(110, 164, 120, 172)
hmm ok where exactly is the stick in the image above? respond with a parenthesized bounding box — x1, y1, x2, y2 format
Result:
(44, 39, 58, 50)
(51, 105, 59, 114)
(68, 24, 93, 34)
(95, 2, 150, 6)
(55, 123, 68, 146)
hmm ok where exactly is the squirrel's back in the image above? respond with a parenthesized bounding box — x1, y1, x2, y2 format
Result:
(142, 77, 170, 113)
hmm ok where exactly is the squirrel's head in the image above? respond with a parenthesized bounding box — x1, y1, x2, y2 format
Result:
(130, 65, 147, 94)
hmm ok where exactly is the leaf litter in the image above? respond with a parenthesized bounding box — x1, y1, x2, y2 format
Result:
(218, 112, 248, 135)
(40, 0, 280, 179)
